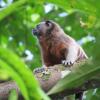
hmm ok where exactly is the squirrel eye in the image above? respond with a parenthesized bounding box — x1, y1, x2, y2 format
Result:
(45, 20, 51, 26)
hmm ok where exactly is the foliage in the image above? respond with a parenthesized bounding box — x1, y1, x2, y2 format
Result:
(0, 47, 50, 100)
(0, 0, 100, 100)
(48, 62, 100, 95)
(8, 89, 18, 100)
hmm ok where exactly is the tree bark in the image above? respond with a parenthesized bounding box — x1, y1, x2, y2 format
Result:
(0, 61, 100, 99)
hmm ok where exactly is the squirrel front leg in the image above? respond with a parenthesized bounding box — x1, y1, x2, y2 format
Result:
(62, 45, 78, 66)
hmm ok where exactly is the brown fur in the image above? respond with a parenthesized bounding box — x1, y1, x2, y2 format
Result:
(33, 20, 88, 67)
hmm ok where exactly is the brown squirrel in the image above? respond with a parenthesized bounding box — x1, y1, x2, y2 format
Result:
(32, 20, 88, 100)
(32, 20, 88, 67)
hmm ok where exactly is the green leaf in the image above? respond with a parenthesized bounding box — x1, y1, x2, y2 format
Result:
(8, 89, 18, 100)
(85, 89, 100, 100)
(0, 0, 27, 21)
(48, 63, 100, 95)
(0, 59, 29, 100)
(0, 47, 50, 100)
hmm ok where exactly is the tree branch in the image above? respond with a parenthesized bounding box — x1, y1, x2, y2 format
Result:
(0, 61, 100, 99)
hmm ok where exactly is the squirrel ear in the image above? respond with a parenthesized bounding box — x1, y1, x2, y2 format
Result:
(45, 20, 51, 26)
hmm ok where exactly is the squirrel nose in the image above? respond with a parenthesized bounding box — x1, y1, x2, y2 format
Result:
(36, 25, 40, 29)
(32, 29, 37, 35)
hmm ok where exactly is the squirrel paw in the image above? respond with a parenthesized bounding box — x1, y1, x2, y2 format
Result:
(62, 60, 74, 67)
(34, 67, 45, 73)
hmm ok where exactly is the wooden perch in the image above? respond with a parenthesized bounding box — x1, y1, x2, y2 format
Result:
(0, 61, 100, 99)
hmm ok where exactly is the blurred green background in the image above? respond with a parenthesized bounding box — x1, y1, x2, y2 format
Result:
(0, 0, 100, 100)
